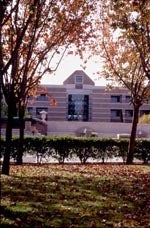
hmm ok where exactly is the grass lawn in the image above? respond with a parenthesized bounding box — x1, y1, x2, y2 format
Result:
(1, 164, 150, 227)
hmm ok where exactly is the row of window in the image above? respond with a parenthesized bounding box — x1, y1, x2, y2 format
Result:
(27, 106, 150, 122)
(111, 110, 150, 122)
(111, 95, 131, 103)
(31, 94, 150, 104)
(27, 93, 149, 122)
(111, 110, 150, 117)
(29, 94, 132, 103)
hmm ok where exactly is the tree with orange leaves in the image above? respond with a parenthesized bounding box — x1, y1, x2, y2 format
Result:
(0, 0, 96, 175)
(100, 0, 149, 79)
(93, 0, 150, 164)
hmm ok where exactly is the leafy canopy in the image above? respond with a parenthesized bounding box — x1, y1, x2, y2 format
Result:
(1, 0, 96, 107)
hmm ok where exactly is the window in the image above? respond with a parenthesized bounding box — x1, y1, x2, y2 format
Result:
(140, 110, 150, 116)
(75, 75, 83, 84)
(125, 110, 133, 122)
(28, 95, 34, 100)
(68, 94, 89, 121)
(111, 110, 121, 117)
(111, 109, 123, 122)
(37, 94, 49, 101)
(125, 96, 131, 103)
(111, 95, 121, 103)
(27, 107, 33, 116)
(125, 110, 133, 117)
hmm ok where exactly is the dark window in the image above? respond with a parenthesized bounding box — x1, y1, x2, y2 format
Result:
(75, 76, 83, 83)
(28, 95, 34, 100)
(140, 110, 150, 116)
(68, 94, 89, 121)
(111, 109, 123, 122)
(27, 107, 33, 116)
(125, 110, 133, 117)
(27, 96, 35, 105)
(37, 94, 49, 101)
(75, 76, 83, 89)
(125, 96, 131, 103)
(111, 110, 121, 117)
(111, 95, 121, 103)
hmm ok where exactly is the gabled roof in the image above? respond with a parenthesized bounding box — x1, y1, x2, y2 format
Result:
(63, 70, 95, 85)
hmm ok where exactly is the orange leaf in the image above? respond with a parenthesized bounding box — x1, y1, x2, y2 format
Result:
(50, 98, 57, 106)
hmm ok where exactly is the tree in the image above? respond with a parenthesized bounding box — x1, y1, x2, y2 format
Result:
(139, 114, 150, 124)
(92, 0, 150, 163)
(0, 0, 96, 175)
(102, 44, 150, 164)
(102, 0, 150, 80)
(1, 98, 7, 117)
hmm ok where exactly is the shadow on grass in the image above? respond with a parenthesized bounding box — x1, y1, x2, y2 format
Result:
(1, 164, 150, 227)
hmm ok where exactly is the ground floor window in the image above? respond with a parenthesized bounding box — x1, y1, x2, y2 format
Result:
(125, 110, 133, 117)
(111, 109, 123, 122)
(140, 110, 150, 116)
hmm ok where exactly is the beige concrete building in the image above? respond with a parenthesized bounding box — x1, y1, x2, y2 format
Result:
(27, 70, 150, 124)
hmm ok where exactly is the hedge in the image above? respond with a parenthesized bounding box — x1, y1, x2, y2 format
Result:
(0, 136, 150, 164)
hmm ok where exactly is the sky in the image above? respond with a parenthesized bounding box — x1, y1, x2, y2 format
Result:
(41, 54, 107, 86)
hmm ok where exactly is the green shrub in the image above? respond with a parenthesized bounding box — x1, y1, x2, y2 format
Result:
(26, 136, 52, 163)
(134, 140, 150, 164)
(0, 136, 149, 164)
(72, 137, 97, 164)
(50, 136, 74, 163)
(94, 138, 117, 163)
(116, 139, 129, 163)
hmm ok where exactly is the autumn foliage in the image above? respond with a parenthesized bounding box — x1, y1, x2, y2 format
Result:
(0, 0, 97, 175)
(1, 164, 150, 227)
(92, 0, 150, 164)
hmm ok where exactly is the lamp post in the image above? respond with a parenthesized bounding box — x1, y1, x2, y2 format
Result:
(83, 128, 87, 137)
(40, 110, 47, 121)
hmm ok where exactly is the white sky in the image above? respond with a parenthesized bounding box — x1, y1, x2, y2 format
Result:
(41, 54, 107, 86)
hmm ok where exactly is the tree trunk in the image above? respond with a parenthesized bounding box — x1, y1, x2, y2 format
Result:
(2, 105, 13, 175)
(126, 105, 140, 164)
(16, 107, 25, 165)
(0, 81, 2, 140)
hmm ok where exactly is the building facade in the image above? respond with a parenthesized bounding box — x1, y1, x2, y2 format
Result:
(27, 70, 150, 123)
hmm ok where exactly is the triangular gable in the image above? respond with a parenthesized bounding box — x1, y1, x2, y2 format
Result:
(63, 70, 95, 85)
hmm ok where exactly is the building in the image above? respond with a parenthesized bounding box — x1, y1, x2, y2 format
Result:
(27, 70, 150, 123)
(26, 70, 150, 137)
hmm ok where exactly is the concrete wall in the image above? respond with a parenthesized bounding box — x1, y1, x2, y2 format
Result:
(47, 121, 150, 138)
(1, 120, 149, 138)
